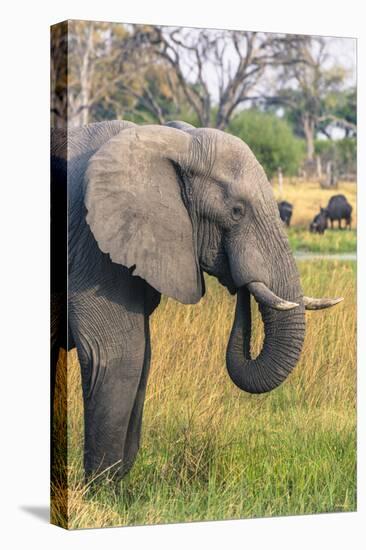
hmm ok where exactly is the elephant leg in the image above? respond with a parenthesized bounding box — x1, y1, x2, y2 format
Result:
(69, 291, 147, 482)
(338, 219, 342, 229)
(123, 317, 152, 474)
(331, 219, 334, 229)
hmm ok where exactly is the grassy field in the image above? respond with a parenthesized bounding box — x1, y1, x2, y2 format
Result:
(287, 227, 356, 254)
(52, 259, 356, 529)
(273, 179, 357, 253)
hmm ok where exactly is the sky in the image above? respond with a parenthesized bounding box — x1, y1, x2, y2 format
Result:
(324, 36, 356, 85)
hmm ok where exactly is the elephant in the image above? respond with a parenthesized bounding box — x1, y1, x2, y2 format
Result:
(51, 119, 343, 482)
(278, 200, 293, 227)
(326, 194, 353, 229)
(309, 208, 328, 234)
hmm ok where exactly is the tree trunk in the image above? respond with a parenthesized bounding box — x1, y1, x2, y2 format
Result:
(316, 155, 322, 178)
(303, 114, 315, 161)
(69, 23, 95, 127)
(278, 167, 283, 195)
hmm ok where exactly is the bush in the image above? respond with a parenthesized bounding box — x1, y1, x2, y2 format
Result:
(229, 109, 305, 179)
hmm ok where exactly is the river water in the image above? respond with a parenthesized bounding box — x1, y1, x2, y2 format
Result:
(294, 252, 356, 262)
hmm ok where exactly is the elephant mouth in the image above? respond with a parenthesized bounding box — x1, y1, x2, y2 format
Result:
(221, 277, 236, 295)
(201, 259, 236, 295)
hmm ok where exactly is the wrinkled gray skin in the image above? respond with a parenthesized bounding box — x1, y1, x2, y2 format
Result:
(326, 194, 353, 229)
(51, 120, 339, 481)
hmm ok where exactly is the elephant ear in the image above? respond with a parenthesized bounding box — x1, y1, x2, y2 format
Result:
(84, 125, 203, 304)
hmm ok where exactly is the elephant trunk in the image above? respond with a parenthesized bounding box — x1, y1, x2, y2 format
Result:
(226, 284, 306, 394)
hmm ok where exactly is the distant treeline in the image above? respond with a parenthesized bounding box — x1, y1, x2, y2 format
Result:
(51, 21, 356, 179)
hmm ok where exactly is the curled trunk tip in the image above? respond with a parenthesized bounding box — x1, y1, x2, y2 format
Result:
(226, 287, 305, 394)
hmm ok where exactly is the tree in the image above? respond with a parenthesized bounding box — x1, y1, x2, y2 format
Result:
(94, 61, 199, 125)
(132, 27, 308, 130)
(66, 22, 134, 126)
(328, 87, 356, 137)
(64, 21, 166, 127)
(229, 110, 305, 179)
(54, 22, 197, 127)
(52, 23, 356, 141)
(267, 37, 356, 161)
(51, 22, 68, 128)
(315, 137, 356, 177)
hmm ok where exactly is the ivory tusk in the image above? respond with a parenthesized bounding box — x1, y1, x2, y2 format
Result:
(247, 282, 299, 311)
(303, 296, 344, 310)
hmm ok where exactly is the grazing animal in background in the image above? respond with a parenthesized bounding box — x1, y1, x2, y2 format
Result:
(326, 194, 353, 229)
(278, 201, 293, 227)
(310, 208, 328, 234)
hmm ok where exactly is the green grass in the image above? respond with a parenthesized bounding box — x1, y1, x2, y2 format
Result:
(287, 227, 357, 254)
(52, 260, 356, 529)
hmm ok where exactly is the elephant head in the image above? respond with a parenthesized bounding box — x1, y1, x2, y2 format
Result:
(84, 124, 342, 394)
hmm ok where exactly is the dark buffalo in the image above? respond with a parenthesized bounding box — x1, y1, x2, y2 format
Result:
(310, 208, 328, 234)
(278, 201, 293, 227)
(326, 194, 352, 229)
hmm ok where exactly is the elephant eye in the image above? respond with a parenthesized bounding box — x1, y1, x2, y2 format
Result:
(231, 204, 245, 221)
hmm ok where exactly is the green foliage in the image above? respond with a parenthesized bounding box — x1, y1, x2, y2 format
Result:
(327, 88, 356, 135)
(336, 138, 357, 173)
(275, 61, 352, 128)
(315, 138, 356, 175)
(229, 110, 305, 179)
(278, 85, 356, 142)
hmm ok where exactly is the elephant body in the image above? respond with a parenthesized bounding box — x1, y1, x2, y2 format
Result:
(310, 208, 328, 234)
(326, 194, 352, 229)
(51, 120, 342, 482)
(278, 200, 293, 227)
(52, 120, 162, 478)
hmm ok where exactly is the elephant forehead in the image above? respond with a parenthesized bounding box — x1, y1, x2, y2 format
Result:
(220, 162, 271, 203)
(217, 140, 257, 180)
(191, 128, 258, 178)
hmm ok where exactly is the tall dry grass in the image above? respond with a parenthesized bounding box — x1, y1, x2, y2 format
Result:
(51, 259, 356, 529)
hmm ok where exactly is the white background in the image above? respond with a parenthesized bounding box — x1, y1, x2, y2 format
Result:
(0, 1, 364, 548)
